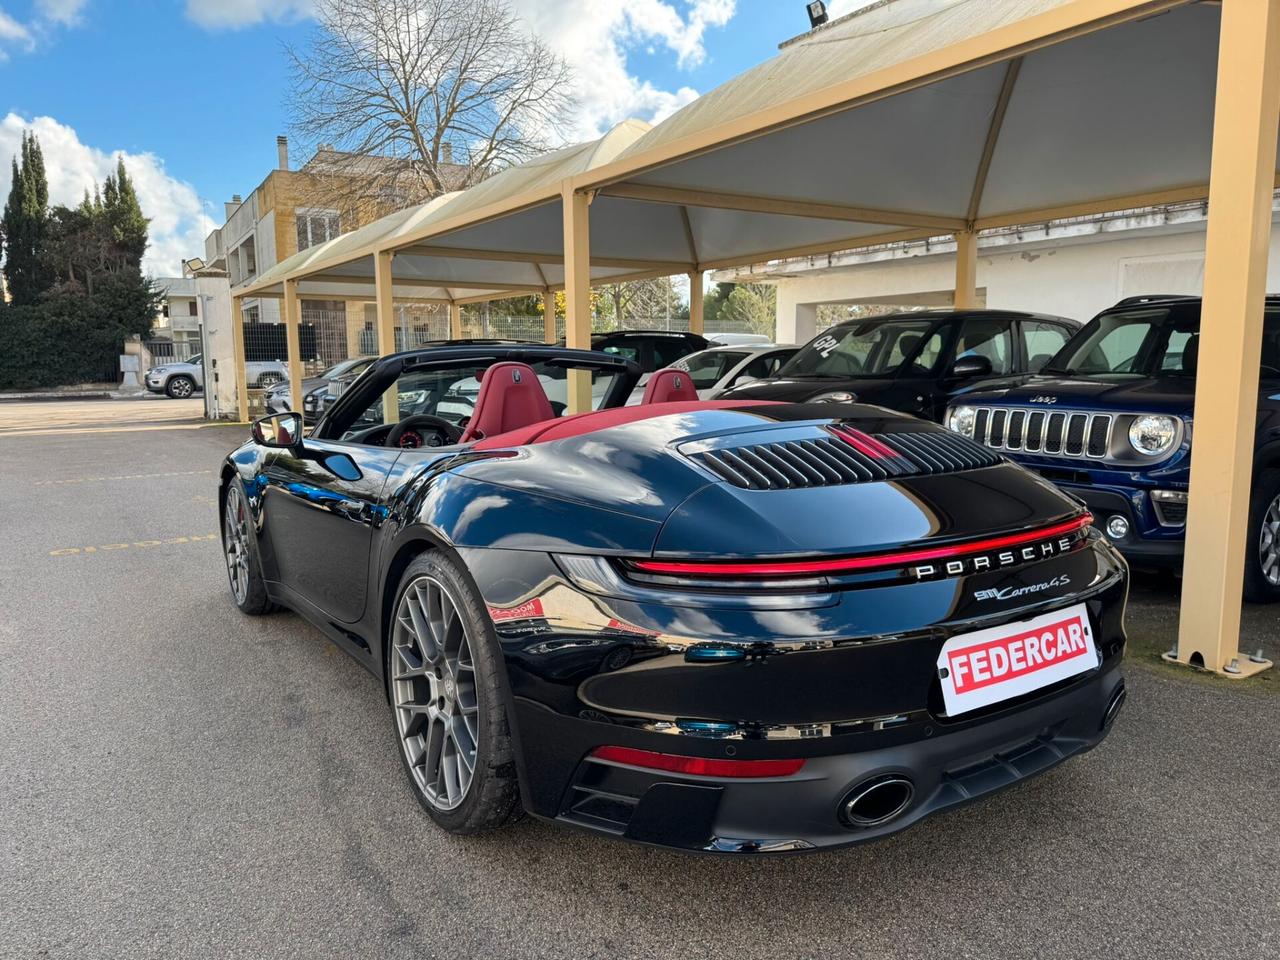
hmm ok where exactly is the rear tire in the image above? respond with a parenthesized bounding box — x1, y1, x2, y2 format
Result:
(221, 478, 274, 615)
(166, 375, 195, 399)
(387, 551, 521, 834)
(1244, 469, 1280, 604)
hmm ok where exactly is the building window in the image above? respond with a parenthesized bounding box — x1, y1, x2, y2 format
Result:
(296, 208, 341, 252)
(188, 300, 199, 317)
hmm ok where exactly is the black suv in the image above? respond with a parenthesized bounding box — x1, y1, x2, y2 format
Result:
(720, 309, 1079, 421)
(945, 295, 1280, 601)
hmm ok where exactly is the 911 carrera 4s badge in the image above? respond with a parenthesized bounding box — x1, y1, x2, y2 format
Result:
(936, 603, 1097, 716)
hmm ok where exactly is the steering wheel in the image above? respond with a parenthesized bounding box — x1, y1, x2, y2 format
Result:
(386, 414, 464, 449)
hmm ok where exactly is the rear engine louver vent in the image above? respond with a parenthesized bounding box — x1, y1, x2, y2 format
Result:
(691, 428, 1002, 490)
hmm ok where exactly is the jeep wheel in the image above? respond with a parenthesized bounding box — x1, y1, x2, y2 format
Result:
(1244, 469, 1280, 603)
(165, 375, 196, 399)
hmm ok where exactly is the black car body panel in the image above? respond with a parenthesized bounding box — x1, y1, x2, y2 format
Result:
(220, 344, 1126, 853)
(946, 296, 1280, 566)
(722, 309, 1079, 421)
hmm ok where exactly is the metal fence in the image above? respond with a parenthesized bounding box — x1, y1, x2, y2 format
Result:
(143, 339, 201, 364)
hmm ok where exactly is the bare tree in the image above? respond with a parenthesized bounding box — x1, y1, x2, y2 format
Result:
(286, 0, 574, 210)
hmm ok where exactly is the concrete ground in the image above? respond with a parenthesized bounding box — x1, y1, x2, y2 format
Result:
(1, 398, 1277, 960)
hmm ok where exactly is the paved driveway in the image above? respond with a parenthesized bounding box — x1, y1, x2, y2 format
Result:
(1, 400, 1277, 960)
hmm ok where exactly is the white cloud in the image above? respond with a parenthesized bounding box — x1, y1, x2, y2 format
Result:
(826, 0, 891, 19)
(508, 0, 737, 138)
(0, 113, 215, 278)
(35, 0, 88, 26)
(0, 8, 34, 58)
(184, 0, 735, 139)
(184, 0, 314, 30)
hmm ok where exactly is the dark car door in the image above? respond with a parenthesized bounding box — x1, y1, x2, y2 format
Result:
(924, 315, 1018, 420)
(259, 439, 400, 624)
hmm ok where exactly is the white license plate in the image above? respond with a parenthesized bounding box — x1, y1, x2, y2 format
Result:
(936, 602, 1098, 717)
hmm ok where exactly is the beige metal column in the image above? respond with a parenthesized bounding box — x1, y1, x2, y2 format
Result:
(1172, 0, 1280, 678)
(282, 280, 305, 417)
(230, 296, 249, 423)
(563, 186, 592, 413)
(953, 232, 979, 310)
(449, 301, 463, 340)
(689, 272, 704, 335)
(543, 291, 556, 343)
(374, 250, 399, 424)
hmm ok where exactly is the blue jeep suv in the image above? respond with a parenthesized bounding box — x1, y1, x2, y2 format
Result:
(944, 295, 1280, 602)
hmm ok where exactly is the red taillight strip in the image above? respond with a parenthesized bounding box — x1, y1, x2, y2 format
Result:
(830, 425, 902, 460)
(589, 746, 805, 778)
(628, 514, 1092, 578)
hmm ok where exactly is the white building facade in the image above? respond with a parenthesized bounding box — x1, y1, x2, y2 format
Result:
(715, 201, 1280, 343)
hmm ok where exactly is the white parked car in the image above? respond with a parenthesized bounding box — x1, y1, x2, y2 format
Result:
(705, 332, 774, 347)
(667, 344, 798, 398)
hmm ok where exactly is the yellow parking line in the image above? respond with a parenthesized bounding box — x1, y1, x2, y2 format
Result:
(0, 422, 244, 438)
(49, 534, 219, 557)
(33, 469, 213, 486)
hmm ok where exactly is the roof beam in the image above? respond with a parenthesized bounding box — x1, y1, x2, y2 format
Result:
(453, 289, 539, 305)
(397, 243, 692, 272)
(319, 273, 546, 293)
(679, 206, 699, 266)
(966, 56, 1023, 227)
(599, 182, 966, 232)
(697, 226, 941, 272)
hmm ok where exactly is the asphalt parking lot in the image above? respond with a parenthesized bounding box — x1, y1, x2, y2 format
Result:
(2, 399, 1278, 960)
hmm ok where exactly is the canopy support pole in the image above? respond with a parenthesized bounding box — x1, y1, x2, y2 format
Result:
(689, 272, 704, 335)
(543, 291, 556, 343)
(1171, 0, 1280, 679)
(449, 302, 463, 340)
(563, 186, 592, 413)
(953, 232, 979, 309)
(374, 250, 399, 425)
(282, 279, 305, 417)
(231, 295, 249, 423)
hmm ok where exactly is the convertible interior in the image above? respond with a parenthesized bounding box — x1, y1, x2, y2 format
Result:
(327, 356, 773, 452)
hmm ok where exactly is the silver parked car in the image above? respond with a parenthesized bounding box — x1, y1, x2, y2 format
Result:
(667, 344, 798, 398)
(145, 355, 289, 400)
(264, 358, 375, 415)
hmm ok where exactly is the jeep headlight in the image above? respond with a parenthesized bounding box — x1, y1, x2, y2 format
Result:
(1128, 415, 1178, 457)
(946, 405, 977, 437)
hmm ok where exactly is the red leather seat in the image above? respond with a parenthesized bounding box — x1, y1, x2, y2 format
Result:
(642, 368, 698, 404)
(460, 362, 556, 443)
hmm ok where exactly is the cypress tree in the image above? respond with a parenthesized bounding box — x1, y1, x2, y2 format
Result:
(2, 131, 52, 305)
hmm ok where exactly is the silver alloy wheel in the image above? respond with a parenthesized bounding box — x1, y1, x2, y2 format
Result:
(392, 575, 479, 811)
(1261, 492, 1280, 586)
(170, 377, 193, 398)
(223, 485, 250, 603)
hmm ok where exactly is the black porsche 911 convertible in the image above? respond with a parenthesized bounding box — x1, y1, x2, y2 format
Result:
(219, 343, 1128, 854)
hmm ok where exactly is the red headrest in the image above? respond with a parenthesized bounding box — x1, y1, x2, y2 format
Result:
(642, 368, 698, 404)
(459, 362, 556, 443)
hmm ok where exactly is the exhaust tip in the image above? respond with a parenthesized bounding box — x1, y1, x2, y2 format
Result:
(1102, 681, 1127, 731)
(840, 775, 915, 828)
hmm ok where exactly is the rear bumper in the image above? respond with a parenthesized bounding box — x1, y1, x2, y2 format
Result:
(516, 663, 1124, 853)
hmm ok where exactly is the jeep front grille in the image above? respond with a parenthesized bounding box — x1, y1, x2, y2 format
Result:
(969, 407, 1114, 460)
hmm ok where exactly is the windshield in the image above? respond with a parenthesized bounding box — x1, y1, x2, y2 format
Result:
(1043, 307, 1280, 379)
(780, 319, 938, 378)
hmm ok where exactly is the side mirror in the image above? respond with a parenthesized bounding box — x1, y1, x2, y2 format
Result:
(732, 374, 759, 387)
(251, 411, 304, 448)
(949, 355, 993, 380)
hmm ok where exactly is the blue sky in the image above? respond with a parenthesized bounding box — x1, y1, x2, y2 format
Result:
(0, 0, 868, 274)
